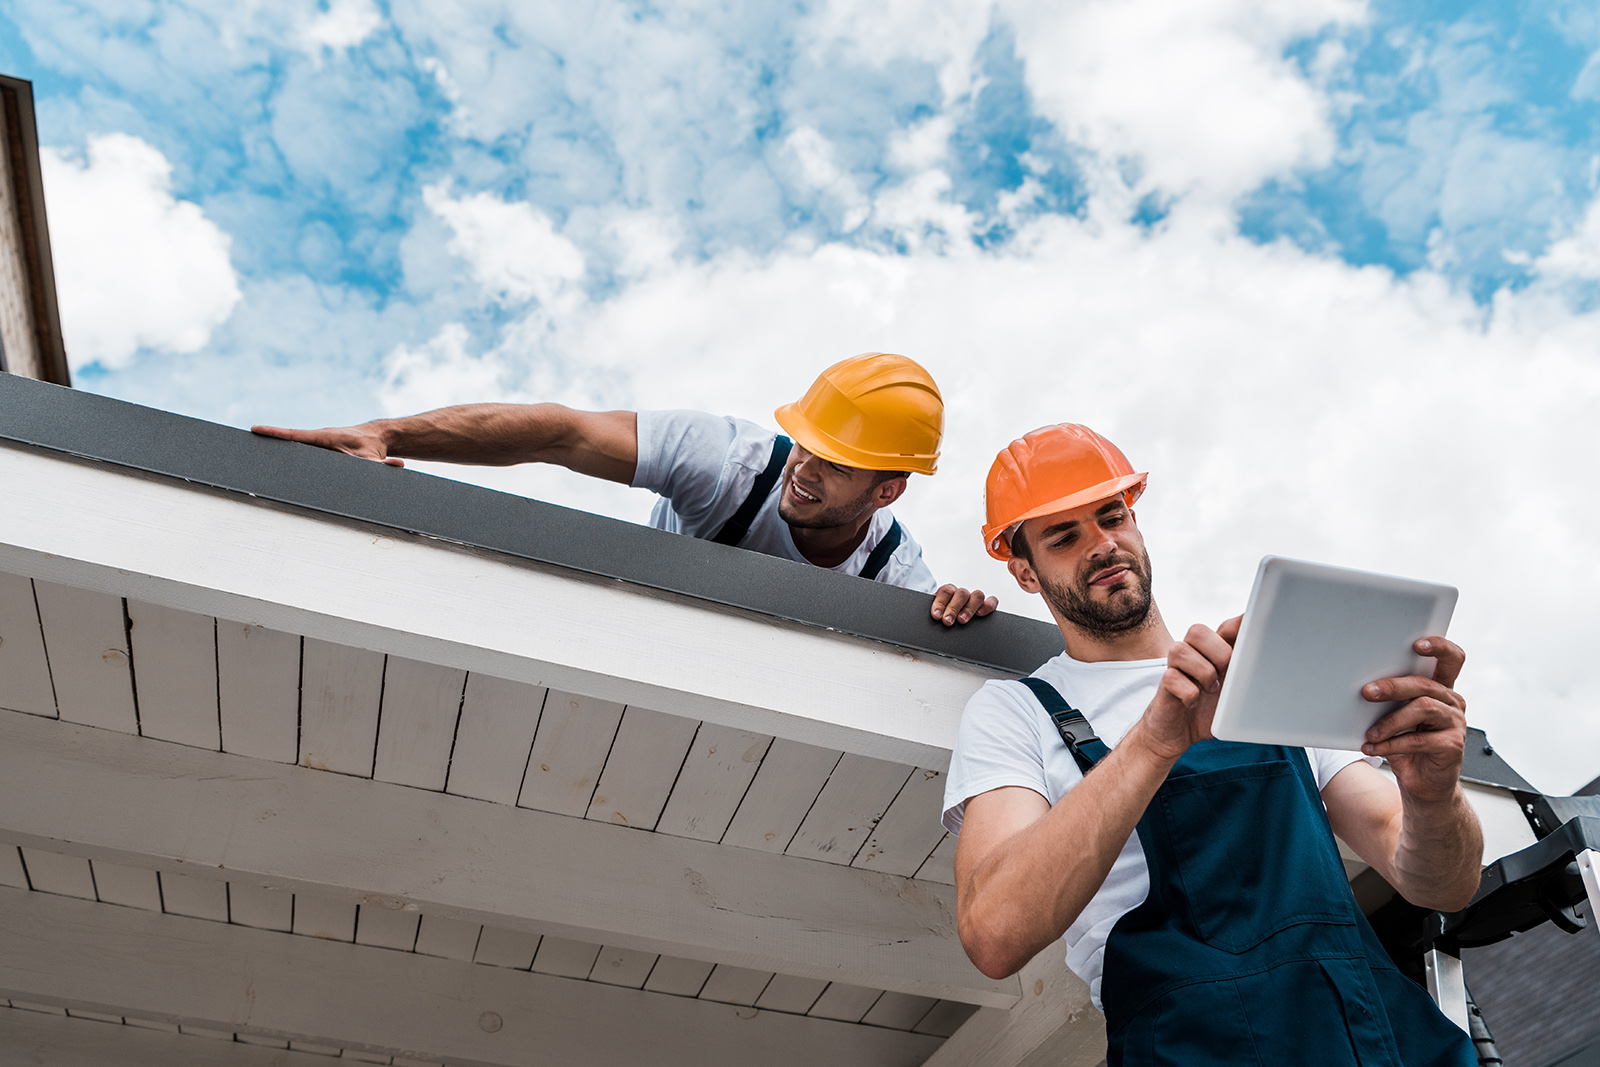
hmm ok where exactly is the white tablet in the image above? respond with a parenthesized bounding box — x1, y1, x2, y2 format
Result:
(1211, 556, 1457, 751)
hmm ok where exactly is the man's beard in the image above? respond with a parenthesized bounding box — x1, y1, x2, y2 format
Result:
(777, 476, 876, 530)
(1039, 549, 1155, 635)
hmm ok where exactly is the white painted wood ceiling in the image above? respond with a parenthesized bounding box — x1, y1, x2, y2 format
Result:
(0, 569, 979, 1064)
(0, 570, 958, 880)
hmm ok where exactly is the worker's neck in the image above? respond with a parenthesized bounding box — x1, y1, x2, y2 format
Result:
(1054, 601, 1174, 664)
(787, 513, 875, 569)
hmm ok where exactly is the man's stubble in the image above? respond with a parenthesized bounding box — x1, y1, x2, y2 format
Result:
(1039, 548, 1156, 636)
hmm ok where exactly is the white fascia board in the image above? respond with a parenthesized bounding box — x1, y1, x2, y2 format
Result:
(0, 887, 944, 1067)
(0, 712, 1016, 1007)
(0, 442, 988, 769)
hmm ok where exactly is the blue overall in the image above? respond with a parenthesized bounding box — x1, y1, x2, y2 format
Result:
(1017, 677, 1475, 1067)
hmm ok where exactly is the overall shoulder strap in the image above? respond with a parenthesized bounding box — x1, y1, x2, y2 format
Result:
(857, 518, 903, 581)
(712, 435, 792, 547)
(1017, 676, 1110, 774)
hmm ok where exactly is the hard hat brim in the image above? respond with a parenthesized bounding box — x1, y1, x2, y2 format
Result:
(774, 403, 940, 475)
(983, 472, 1147, 560)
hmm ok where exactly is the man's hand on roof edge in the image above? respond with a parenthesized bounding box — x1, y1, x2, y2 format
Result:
(252, 423, 403, 467)
(932, 585, 998, 626)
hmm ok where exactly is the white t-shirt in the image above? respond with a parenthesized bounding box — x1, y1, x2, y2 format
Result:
(941, 651, 1378, 1010)
(632, 409, 938, 592)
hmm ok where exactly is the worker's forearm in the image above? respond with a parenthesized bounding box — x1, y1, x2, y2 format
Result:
(374, 404, 571, 466)
(1391, 786, 1483, 912)
(960, 723, 1176, 978)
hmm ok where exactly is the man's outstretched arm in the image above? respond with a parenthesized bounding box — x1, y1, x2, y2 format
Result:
(1323, 636, 1483, 913)
(253, 404, 639, 484)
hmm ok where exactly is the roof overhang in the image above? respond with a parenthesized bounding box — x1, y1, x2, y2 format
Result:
(0, 376, 1092, 1064)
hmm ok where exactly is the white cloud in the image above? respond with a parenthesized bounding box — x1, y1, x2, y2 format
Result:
(303, 0, 383, 52)
(1533, 194, 1600, 280)
(868, 170, 978, 249)
(599, 209, 684, 280)
(423, 185, 586, 306)
(380, 322, 507, 415)
(1006, 0, 1363, 202)
(886, 114, 956, 173)
(804, 0, 994, 104)
(786, 126, 871, 233)
(1571, 48, 1600, 102)
(797, 0, 1364, 204)
(41, 133, 241, 370)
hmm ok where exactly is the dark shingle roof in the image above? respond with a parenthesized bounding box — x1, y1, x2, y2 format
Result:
(1465, 918, 1600, 1067)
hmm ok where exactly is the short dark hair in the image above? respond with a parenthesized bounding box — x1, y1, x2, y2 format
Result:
(1008, 522, 1031, 563)
(872, 469, 912, 485)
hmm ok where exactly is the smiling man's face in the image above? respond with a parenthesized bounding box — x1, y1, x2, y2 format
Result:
(1012, 495, 1155, 636)
(777, 443, 898, 530)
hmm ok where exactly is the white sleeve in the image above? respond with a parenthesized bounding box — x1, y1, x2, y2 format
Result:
(877, 532, 938, 593)
(1305, 747, 1382, 791)
(632, 410, 765, 535)
(942, 681, 1054, 834)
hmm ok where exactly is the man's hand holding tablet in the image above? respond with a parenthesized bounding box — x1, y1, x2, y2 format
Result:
(1146, 558, 1481, 914)
(1210, 557, 1459, 751)
(1147, 557, 1469, 775)
(1358, 635, 1470, 804)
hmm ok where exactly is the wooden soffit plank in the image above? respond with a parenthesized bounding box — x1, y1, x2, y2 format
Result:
(0, 1009, 358, 1067)
(0, 886, 944, 1067)
(0, 711, 1015, 1007)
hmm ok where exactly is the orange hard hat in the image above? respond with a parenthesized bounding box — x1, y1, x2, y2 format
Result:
(983, 424, 1147, 560)
(775, 353, 943, 474)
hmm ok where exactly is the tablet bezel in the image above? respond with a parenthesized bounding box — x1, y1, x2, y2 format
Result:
(1211, 556, 1458, 751)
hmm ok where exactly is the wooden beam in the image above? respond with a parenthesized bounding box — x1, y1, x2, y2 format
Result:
(0, 711, 1016, 1007)
(0, 75, 73, 388)
(0, 442, 994, 769)
(0, 1009, 358, 1067)
(0, 886, 944, 1067)
(923, 948, 1106, 1067)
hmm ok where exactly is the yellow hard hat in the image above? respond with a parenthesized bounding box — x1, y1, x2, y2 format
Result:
(774, 353, 943, 474)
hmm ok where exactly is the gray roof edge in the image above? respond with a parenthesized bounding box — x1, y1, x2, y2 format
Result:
(1461, 727, 1539, 793)
(0, 374, 1065, 675)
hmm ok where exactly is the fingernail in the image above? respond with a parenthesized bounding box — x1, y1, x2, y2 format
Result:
(1417, 640, 1431, 652)
(959, 613, 970, 622)
(1363, 684, 1379, 698)
(1362, 744, 1374, 755)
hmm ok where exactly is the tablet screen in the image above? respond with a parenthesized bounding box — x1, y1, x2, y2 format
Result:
(1211, 557, 1457, 752)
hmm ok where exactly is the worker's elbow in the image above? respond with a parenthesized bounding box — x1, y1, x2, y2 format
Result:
(1397, 866, 1482, 914)
(958, 912, 1026, 980)
(962, 939, 1021, 981)
(969, 951, 1021, 982)
(1435, 871, 1483, 914)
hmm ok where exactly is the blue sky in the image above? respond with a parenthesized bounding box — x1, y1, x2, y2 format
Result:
(3, 0, 1598, 790)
